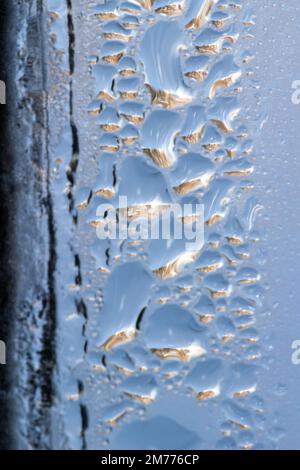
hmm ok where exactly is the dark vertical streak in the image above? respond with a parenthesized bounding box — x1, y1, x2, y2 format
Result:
(34, 0, 57, 436)
(66, 1, 89, 448)
(80, 403, 89, 451)
(66, 0, 75, 76)
(66, 0, 79, 220)
(78, 380, 89, 450)
(0, 0, 15, 450)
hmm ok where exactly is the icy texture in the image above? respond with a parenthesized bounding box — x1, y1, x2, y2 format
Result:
(41, 0, 300, 450)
